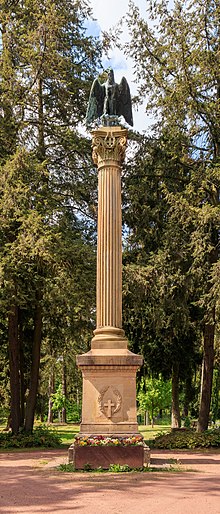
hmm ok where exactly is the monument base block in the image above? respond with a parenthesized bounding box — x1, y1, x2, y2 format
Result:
(73, 342, 146, 470)
(76, 348, 143, 435)
(68, 442, 150, 470)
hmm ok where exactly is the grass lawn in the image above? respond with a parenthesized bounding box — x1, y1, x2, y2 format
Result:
(39, 423, 171, 446)
(43, 423, 170, 446)
(51, 423, 79, 446)
(0, 421, 170, 448)
(140, 424, 170, 444)
(41, 423, 170, 446)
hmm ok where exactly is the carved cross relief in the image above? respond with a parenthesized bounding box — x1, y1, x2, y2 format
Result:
(104, 399, 116, 418)
(98, 386, 122, 419)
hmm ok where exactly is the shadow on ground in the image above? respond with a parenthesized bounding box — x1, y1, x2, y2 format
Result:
(0, 449, 220, 513)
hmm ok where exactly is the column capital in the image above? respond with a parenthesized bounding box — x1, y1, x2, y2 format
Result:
(91, 126, 128, 166)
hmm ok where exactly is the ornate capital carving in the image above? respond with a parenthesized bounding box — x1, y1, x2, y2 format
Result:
(92, 127, 128, 166)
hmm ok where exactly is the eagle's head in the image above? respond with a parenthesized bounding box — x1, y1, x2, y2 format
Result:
(106, 68, 115, 85)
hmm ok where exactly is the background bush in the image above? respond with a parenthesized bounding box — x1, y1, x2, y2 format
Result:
(0, 426, 62, 449)
(151, 428, 220, 449)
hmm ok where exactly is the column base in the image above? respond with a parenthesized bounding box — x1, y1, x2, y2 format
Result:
(91, 326, 128, 349)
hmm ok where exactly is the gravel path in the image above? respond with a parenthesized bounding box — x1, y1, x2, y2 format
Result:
(0, 448, 220, 513)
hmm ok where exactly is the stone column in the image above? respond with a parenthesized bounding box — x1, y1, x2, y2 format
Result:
(91, 126, 128, 349)
(76, 125, 143, 438)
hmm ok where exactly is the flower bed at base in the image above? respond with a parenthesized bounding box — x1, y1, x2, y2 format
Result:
(69, 435, 150, 469)
(74, 435, 144, 447)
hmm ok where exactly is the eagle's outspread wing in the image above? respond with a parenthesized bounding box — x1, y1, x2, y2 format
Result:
(86, 78, 105, 126)
(116, 77, 133, 126)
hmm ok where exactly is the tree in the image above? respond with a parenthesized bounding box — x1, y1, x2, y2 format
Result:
(51, 384, 66, 421)
(122, 135, 202, 428)
(0, 149, 56, 433)
(138, 375, 171, 427)
(0, 0, 100, 433)
(121, 0, 220, 431)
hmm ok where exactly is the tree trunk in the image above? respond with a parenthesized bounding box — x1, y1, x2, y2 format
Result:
(197, 322, 215, 432)
(47, 371, 54, 424)
(151, 404, 154, 427)
(61, 358, 67, 423)
(19, 309, 25, 427)
(24, 77, 45, 432)
(24, 296, 42, 432)
(197, 105, 219, 430)
(19, 338, 25, 427)
(171, 362, 181, 428)
(144, 410, 149, 425)
(183, 371, 194, 418)
(8, 305, 21, 435)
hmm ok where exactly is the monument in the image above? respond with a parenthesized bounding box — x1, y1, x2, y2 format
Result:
(69, 69, 149, 469)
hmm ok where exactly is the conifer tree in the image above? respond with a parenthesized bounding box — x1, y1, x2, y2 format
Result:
(121, 0, 220, 430)
(0, 0, 100, 433)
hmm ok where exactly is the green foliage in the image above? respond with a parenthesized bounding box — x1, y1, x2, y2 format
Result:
(0, 0, 101, 433)
(137, 375, 171, 420)
(51, 386, 81, 422)
(108, 464, 130, 472)
(66, 402, 81, 423)
(151, 428, 220, 449)
(0, 408, 8, 425)
(0, 149, 58, 304)
(58, 463, 76, 472)
(122, 138, 202, 389)
(155, 417, 172, 426)
(83, 463, 92, 471)
(51, 384, 66, 412)
(120, 0, 220, 430)
(126, 0, 220, 151)
(57, 463, 183, 473)
(183, 417, 191, 428)
(211, 369, 220, 422)
(57, 462, 135, 472)
(45, 424, 79, 445)
(0, 426, 62, 449)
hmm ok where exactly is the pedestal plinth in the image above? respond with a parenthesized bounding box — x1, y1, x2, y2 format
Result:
(71, 126, 146, 468)
(76, 348, 142, 435)
(69, 444, 150, 470)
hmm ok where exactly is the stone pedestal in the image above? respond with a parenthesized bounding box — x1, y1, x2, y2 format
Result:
(69, 445, 150, 470)
(77, 351, 142, 435)
(72, 126, 146, 468)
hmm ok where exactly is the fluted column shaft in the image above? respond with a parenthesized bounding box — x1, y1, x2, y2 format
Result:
(97, 162, 122, 328)
(91, 126, 128, 349)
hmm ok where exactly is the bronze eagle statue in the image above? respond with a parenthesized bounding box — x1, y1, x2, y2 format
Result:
(86, 68, 133, 127)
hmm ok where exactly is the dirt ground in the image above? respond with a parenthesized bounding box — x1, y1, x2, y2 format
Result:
(0, 448, 220, 514)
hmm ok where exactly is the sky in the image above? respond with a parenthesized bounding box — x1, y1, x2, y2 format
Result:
(87, 0, 149, 133)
